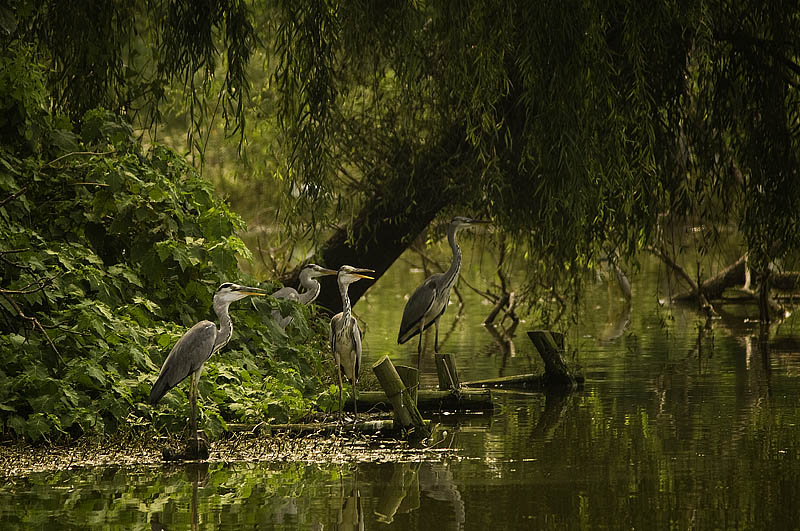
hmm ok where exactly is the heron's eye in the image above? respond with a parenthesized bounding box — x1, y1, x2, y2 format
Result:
(218, 282, 233, 291)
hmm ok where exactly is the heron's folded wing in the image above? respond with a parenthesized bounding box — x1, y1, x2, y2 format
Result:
(398, 278, 438, 344)
(351, 320, 362, 382)
(271, 287, 299, 301)
(149, 321, 216, 405)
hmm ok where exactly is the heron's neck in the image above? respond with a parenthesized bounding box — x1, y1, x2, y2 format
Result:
(298, 275, 321, 305)
(442, 227, 462, 291)
(212, 301, 234, 354)
(339, 281, 353, 326)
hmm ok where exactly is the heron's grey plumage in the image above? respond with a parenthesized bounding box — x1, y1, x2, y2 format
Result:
(330, 311, 362, 383)
(329, 265, 374, 419)
(398, 217, 488, 358)
(149, 282, 265, 438)
(271, 264, 337, 328)
(150, 321, 216, 405)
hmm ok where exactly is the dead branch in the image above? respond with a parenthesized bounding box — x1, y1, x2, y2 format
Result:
(647, 245, 702, 295)
(484, 293, 509, 325)
(45, 150, 115, 167)
(0, 187, 28, 208)
(647, 245, 714, 312)
(0, 292, 61, 358)
(0, 270, 65, 295)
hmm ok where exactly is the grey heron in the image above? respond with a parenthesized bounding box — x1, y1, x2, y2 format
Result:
(271, 263, 337, 328)
(398, 216, 489, 362)
(329, 265, 374, 419)
(149, 282, 266, 440)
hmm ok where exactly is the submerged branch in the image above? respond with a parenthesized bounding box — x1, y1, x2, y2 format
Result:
(647, 245, 714, 313)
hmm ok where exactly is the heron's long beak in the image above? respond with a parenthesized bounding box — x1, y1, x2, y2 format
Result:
(468, 218, 491, 225)
(319, 268, 338, 276)
(354, 268, 375, 280)
(236, 286, 268, 296)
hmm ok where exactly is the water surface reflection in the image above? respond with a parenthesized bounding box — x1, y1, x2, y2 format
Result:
(3, 255, 800, 529)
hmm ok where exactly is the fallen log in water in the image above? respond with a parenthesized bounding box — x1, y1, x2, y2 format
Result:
(449, 330, 582, 392)
(225, 330, 579, 443)
(462, 373, 547, 390)
(461, 372, 585, 391)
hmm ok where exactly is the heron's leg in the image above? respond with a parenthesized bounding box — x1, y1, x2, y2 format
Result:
(434, 318, 440, 353)
(337, 364, 344, 421)
(416, 320, 425, 371)
(352, 379, 358, 421)
(189, 372, 198, 440)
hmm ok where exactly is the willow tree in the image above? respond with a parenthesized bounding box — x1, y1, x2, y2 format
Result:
(9, 1, 800, 319)
(2, 0, 256, 154)
(270, 1, 800, 317)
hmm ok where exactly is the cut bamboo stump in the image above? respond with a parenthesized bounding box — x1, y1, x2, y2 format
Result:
(396, 365, 419, 405)
(372, 355, 430, 438)
(435, 353, 460, 391)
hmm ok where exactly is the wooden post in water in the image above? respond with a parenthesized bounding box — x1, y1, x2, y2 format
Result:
(527, 330, 576, 389)
(395, 365, 419, 425)
(396, 365, 419, 405)
(434, 353, 461, 391)
(372, 356, 429, 437)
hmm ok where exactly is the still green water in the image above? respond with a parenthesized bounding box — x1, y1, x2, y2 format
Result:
(4, 252, 800, 529)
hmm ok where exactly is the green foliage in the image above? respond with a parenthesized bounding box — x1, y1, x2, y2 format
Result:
(269, 1, 800, 279)
(8, 0, 800, 319)
(0, 44, 50, 155)
(0, 54, 329, 442)
(2, 1, 255, 146)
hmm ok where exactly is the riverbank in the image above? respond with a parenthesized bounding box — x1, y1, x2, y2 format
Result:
(0, 426, 457, 478)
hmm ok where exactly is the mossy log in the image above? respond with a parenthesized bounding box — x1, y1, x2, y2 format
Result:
(459, 330, 582, 391)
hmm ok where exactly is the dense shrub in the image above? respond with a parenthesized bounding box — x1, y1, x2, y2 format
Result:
(0, 48, 328, 441)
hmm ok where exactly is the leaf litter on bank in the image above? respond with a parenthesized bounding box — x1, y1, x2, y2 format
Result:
(0, 426, 457, 478)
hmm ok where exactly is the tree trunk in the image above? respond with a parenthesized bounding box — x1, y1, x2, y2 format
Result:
(312, 127, 471, 312)
(314, 198, 443, 312)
